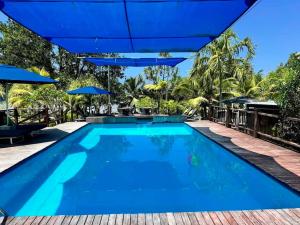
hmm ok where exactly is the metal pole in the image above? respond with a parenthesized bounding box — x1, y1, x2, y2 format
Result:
(108, 66, 111, 115)
(5, 83, 9, 125)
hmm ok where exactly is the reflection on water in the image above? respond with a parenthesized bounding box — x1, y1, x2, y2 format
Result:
(150, 135, 175, 155)
(0, 123, 299, 216)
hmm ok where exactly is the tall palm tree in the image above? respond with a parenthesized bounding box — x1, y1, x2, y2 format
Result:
(123, 75, 145, 99)
(191, 30, 255, 104)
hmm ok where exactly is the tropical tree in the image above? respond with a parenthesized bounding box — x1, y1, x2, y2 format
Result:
(8, 67, 66, 121)
(123, 75, 145, 99)
(144, 80, 167, 113)
(172, 77, 199, 100)
(0, 20, 53, 73)
(143, 53, 179, 101)
(191, 29, 255, 104)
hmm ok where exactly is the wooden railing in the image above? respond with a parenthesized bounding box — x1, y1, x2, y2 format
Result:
(0, 107, 62, 126)
(209, 105, 300, 149)
(18, 108, 49, 125)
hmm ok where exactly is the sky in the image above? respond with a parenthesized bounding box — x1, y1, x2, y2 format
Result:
(0, 0, 299, 78)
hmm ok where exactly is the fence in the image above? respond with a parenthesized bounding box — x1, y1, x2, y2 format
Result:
(209, 105, 300, 149)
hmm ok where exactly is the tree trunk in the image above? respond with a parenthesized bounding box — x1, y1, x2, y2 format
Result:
(219, 74, 223, 105)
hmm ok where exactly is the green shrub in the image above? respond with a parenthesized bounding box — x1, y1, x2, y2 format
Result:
(161, 100, 184, 115)
(136, 97, 157, 108)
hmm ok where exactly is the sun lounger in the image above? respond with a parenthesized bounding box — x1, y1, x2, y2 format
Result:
(185, 108, 200, 121)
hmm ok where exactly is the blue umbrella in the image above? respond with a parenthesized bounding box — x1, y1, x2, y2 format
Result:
(67, 86, 112, 115)
(0, 64, 57, 125)
(67, 86, 112, 95)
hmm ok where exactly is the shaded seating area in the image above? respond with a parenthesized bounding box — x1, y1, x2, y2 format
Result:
(0, 123, 46, 144)
(0, 64, 57, 144)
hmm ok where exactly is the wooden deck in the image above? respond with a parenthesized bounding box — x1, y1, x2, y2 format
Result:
(2, 209, 300, 225)
(1, 120, 300, 225)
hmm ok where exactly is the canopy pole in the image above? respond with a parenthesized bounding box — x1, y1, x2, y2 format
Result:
(5, 83, 9, 125)
(108, 66, 111, 115)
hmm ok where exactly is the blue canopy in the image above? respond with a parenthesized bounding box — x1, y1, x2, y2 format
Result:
(0, 0, 257, 53)
(85, 57, 186, 67)
(67, 86, 112, 95)
(0, 64, 57, 84)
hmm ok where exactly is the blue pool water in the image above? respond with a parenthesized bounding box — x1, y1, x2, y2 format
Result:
(0, 123, 299, 216)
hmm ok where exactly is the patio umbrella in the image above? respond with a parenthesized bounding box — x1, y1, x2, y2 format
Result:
(67, 86, 112, 95)
(67, 86, 112, 115)
(0, 64, 57, 125)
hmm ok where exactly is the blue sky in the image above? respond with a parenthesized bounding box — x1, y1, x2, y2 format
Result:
(0, 0, 299, 78)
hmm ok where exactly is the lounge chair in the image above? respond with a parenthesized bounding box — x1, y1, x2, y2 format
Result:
(183, 107, 192, 116)
(185, 108, 200, 121)
(0, 123, 46, 144)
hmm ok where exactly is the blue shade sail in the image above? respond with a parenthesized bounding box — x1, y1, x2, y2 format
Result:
(67, 86, 112, 95)
(0, 0, 258, 53)
(85, 57, 186, 67)
(0, 64, 57, 84)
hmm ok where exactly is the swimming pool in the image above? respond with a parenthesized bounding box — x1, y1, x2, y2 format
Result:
(0, 123, 299, 216)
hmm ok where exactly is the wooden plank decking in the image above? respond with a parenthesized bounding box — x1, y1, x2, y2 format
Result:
(1, 120, 300, 225)
(2, 209, 300, 225)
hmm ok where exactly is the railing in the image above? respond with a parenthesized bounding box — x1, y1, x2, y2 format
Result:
(1, 107, 50, 126)
(18, 108, 49, 125)
(209, 105, 300, 149)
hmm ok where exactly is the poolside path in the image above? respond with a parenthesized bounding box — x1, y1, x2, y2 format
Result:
(1, 120, 300, 225)
(0, 122, 87, 173)
(187, 120, 300, 192)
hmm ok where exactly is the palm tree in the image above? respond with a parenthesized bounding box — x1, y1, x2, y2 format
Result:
(191, 29, 255, 104)
(123, 75, 145, 99)
(172, 77, 195, 100)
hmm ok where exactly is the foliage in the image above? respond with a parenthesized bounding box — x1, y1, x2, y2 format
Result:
(123, 75, 145, 98)
(190, 29, 255, 103)
(261, 53, 300, 143)
(9, 83, 35, 108)
(144, 80, 167, 91)
(135, 97, 157, 108)
(160, 100, 184, 115)
(31, 85, 67, 112)
(187, 96, 208, 108)
(259, 53, 300, 112)
(171, 77, 198, 100)
(8, 67, 64, 111)
(277, 71, 300, 117)
(0, 20, 53, 73)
